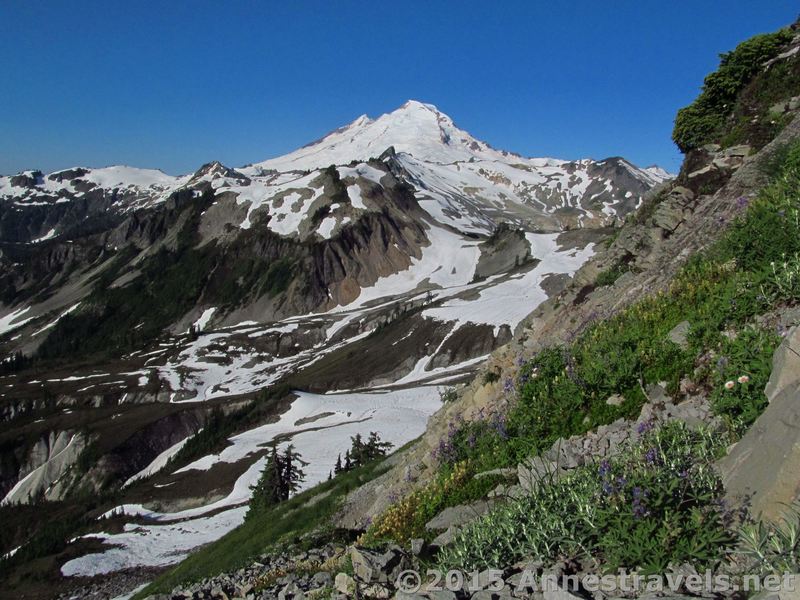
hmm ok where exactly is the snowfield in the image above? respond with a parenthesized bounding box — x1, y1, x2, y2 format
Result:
(59, 228, 597, 576)
(61, 387, 441, 576)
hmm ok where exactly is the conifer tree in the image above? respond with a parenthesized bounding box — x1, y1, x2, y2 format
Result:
(280, 444, 307, 500)
(344, 449, 352, 471)
(334, 453, 343, 475)
(365, 431, 393, 462)
(247, 446, 283, 517)
(247, 444, 307, 516)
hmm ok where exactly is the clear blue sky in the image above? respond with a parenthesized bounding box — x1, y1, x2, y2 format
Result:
(1, 1, 797, 176)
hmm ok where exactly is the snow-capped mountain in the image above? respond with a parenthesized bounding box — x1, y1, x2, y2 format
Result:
(248, 100, 517, 170)
(0, 100, 670, 243)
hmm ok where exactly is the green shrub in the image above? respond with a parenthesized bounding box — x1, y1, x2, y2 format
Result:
(673, 30, 792, 152)
(738, 504, 800, 577)
(482, 370, 500, 385)
(438, 423, 733, 573)
(364, 462, 507, 544)
(595, 263, 627, 287)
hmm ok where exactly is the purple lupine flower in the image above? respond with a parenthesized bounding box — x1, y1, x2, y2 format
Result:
(491, 413, 509, 440)
(645, 447, 658, 465)
(504, 377, 515, 394)
(716, 356, 729, 374)
(637, 420, 654, 435)
(602, 481, 614, 495)
(736, 196, 749, 209)
(631, 487, 649, 518)
(433, 438, 457, 463)
(598, 460, 612, 477)
(516, 355, 526, 367)
(632, 499, 648, 519)
(678, 469, 688, 479)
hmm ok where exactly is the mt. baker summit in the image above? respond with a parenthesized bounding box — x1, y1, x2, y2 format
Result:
(248, 100, 524, 171)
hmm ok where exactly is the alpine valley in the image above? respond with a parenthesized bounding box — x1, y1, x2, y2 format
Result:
(0, 100, 669, 596)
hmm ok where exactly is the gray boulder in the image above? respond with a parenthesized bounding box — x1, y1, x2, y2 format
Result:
(424, 500, 491, 531)
(765, 326, 800, 403)
(517, 456, 564, 493)
(719, 370, 800, 521)
(350, 545, 408, 584)
(668, 320, 691, 349)
(334, 573, 356, 595)
(430, 525, 459, 549)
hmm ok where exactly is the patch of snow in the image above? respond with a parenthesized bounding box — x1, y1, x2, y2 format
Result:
(31, 228, 56, 243)
(192, 307, 216, 332)
(0, 307, 35, 336)
(32, 302, 81, 336)
(316, 215, 338, 239)
(422, 233, 594, 330)
(60, 507, 247, 576)
(123, 433, 196, 487)
(346, 184, 367, 210)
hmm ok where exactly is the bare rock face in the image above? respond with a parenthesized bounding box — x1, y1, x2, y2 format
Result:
(474, 225, 531, 280)
(1, 430, 86, 503)
(764, 326, 800, 403)
(719, 327, 800, 521)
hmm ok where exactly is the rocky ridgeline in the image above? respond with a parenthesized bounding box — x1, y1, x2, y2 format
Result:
(146, 544, 345, 600)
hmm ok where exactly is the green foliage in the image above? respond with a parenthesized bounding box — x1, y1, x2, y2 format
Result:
(37, 241, 217, 360)
(263, 258, 296, 297)
(595, 263, 627, 287)
(75, 441, 102, 476)
(673, 29, 792, 152)
(482, 370, 500, 385)
(365, 462, 508, 544)
(0, 351, 31, 374)
(738, 504, 800, 577)
(439, 387, 458, 403)
(334, 432, 393, 476)
(248, 445, 308, 517)
(707, 328, 777, 433)
(438, 423, 733, 573)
